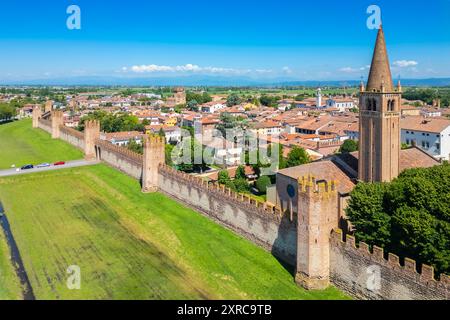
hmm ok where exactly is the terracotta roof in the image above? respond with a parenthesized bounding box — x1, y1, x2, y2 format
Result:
(278, 161, 355, 194)
(401, 116, 450, 133)
(102, 131, 144, 141)
(342, 148, 439, 177)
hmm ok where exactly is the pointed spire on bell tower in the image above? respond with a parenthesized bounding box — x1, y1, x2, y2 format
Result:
(366, 26, 394, 92)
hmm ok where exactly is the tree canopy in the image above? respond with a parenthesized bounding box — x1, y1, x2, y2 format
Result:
(346, 163, 450, 275)
(285, 146, 310, 168)
(339, 139, 358, 153)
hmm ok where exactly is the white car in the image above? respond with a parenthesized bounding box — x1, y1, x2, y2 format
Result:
(36, 163, 51, 168)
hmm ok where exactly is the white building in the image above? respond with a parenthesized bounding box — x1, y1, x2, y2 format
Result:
(200, 102, 226, 114)
(401, 116, 450, 161)
(326, 98, 355, 112)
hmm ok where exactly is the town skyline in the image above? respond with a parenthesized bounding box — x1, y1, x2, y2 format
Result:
(0, 0, 449, 84)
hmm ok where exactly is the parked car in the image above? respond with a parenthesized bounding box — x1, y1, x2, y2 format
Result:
(37, 163, 51, 168)
(20, 164, 34, 170)
(53, 161, 66, 166)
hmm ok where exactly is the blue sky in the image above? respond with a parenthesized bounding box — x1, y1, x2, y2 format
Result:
(0, 0, 449, 82)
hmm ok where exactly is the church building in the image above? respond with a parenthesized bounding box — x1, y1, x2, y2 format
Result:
(271, 26, 440, 289)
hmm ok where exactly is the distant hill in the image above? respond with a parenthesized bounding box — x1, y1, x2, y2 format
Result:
(2, 75, 450, 87)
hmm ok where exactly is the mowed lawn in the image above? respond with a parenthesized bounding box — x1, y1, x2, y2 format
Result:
(0, 165, 348, 300)
(0, 119, 83, 169)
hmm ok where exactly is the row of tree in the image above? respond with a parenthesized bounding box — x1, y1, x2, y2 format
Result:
(346, 163, 450, 275)
(0, 103, 16, 121)
(78, 110, 144, 133)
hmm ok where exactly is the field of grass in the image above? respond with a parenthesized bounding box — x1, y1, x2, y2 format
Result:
(0, 164, 348, 300)
(0, 119, 83, 169)
(0, 227, 22, 300)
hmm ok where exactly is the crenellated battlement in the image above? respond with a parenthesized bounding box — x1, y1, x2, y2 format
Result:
(144, 135, 165, 147)
(331, 228, 450, 290)
(95, 139, 143, 165)
(298, 175, 337, 195)
(59, 125, 84, 139)
(158, 164, 285, 221)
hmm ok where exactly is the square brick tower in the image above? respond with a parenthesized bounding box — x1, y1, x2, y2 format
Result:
(32, 106, 42, 128)
(45, 100, 53, 113)
(84, 120, 100, 160)
(295, 176, 339, 290)
(51, 110, 64, 139)
(359, 26, 402, 182)
(142, 135, 165, 192)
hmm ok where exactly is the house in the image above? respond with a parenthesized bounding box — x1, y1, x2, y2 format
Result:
(145, 125, 182, 143)
(200, 101, 226, 113)
(250, 120, 282, 136)
(401, 116, 450, 160)
(100, 131, 145, 146)
(203, 136, 243, 167)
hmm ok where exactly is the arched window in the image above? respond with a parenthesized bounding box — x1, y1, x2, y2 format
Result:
(366, 98, 372, 111)
(372, 99, 377, 112)
(388, 100, 395, 112)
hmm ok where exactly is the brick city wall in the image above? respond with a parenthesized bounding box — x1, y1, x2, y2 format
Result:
(59, 125, 85, 151)
(37, 118, 52, 134)
(95, 139, 143, 180)
(158, 165, 297, 265)
(330, 229, 450, 300)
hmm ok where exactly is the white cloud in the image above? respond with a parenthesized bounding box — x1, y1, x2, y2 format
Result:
(393, 60, 418, 68)
(339, 65, 370, 73)
(282, 66, 293, 74)
(125, 63, 256, 75)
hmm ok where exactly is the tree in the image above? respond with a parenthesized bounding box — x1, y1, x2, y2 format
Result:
(226, 93, 241, 107)
(285, 146, 310, 168)
(259, 95, 281, 107)
(339, 139, 358, 153)
(255, 176, 271, 194)
(346, 183, 391, 248)
(233, 178, 249, 193)
(127, 139, 143, 154)
(218, 170, 231, 185)
(346, 163, 450, 275)
(0, 103, 16, 121)
(235, 165, 246, 180)
(187, 99, 198, 111)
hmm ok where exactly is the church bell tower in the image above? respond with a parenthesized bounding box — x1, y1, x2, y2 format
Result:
(359, 26, 402, 182)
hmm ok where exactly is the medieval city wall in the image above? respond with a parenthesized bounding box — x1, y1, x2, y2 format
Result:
(37, 118, 52, 135)
(59, 125, 85, 150)
(330, 229, 449, 300)
(95, 139, 143, 180)
(158, 165, 297, 265)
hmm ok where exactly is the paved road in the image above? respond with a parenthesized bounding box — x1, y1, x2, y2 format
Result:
(0, 159, 100, 177)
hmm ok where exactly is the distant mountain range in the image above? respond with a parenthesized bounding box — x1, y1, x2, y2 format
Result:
(2, 75, 450, 87)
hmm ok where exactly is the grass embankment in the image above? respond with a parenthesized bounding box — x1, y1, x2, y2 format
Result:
(0, 119, 83, 169)
(0, 165, 348, 300)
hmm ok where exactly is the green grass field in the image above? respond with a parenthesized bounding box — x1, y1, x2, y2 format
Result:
(0, 119, 83, 169)
(0, 228, 22, 300)
(0, 165, 348, 300)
